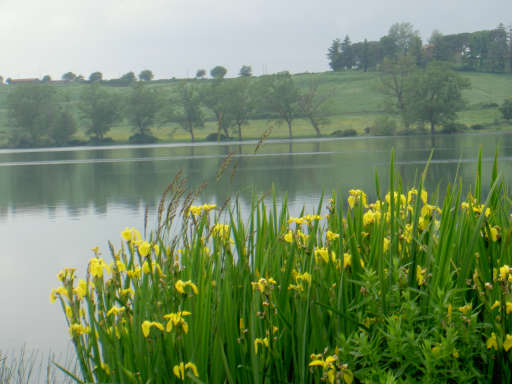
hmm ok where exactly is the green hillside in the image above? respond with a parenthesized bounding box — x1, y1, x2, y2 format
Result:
(0, 71, 511, 146)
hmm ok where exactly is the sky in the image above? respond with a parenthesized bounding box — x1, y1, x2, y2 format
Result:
(0, 0, 510, 80)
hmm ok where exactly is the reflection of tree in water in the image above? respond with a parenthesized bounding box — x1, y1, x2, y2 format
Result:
(1, 135, 512, 218)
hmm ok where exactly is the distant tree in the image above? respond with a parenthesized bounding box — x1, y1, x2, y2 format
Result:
(195, 69, 206, 79)
(62, 72, 77, 81)
(171, 83, 204, 142)
(387, 22, 421, 56)
(0, 76, 3, 85)
(487, 24, 508, 72)
(340, 35, 354, 69)
(89, 72, 103, 82)
(76, 74, 85, 82)
(228, 78, 254, 140)
(327, 39, 343, 71)
(120, 72, 137, 85)
(378, 55, 418, 130)
(201, 79, 234, 139)
(125, 83, 162, 137)
(239, 65, 252, 77)
(50, 110, 77, 146)
(297, 81, 334, 137)
(139, 69, 154, 82)
(7, 83, 59, 146)
(79, 83, 121, 141)
(210, 66, 227, 79)
(361, 39, 369, 72)
(256, 72, 299, 138)
(6, 78, 12, 85)
(41, 75, 52, 83)
(499, 98, 512, 122)
(408, 61, 471, 133)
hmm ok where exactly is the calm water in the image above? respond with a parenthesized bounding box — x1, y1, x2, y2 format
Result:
(2, 133, 512, 356)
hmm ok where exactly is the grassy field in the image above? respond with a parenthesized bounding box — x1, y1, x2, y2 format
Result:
(0, 70, 511, 146)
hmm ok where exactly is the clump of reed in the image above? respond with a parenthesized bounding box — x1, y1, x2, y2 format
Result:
(52, 151, 512, 383)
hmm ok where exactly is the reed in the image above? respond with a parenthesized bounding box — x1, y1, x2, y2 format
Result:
(52, 150, 512, 383)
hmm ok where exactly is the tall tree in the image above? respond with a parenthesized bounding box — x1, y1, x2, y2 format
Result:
(125, 83, 162, 137)
(172, 83, 204, 142)
(327, 39, 343, 71)
(340, 35, 354, 69)
(257, 72, 300, 138)
(201, 79, 234, 139)
(297, 81, 333, 137)
(228, 78, 254, 140)
(50, 110, 77, 146)
(387, 22, 421, 56)
(379, 55, 418, 130)
(195, 69, 206, 79)
(408, 61, 471, 133)
(7, 83, 60, 146)
(120, 72, 137, 85)
(499, 98, 512, 122)
(79, 83, 121, 141)
(139, 69, 154, 82)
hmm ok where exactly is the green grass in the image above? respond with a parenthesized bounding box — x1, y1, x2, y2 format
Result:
(0, 71, 511, 146)
(51, 152, 512, 383)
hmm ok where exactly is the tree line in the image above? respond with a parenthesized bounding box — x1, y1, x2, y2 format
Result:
(328, 22, 512, 73)
(5, 66, 336, 148)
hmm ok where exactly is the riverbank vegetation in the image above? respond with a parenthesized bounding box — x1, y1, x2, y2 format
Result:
(51, 153, 512, 383)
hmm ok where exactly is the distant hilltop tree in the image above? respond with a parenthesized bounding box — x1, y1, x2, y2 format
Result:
(195, 69, 206, 79)
(120, 71, 137, 84)
(89, 72, 103, 82)
(41, 75, 52, 83)
(62, 72, 77, 81)
(210, 66, 227, 79)
(239, 65, 252, 77)
(0, 76, 4, 84)
(139, 69, 154, 82)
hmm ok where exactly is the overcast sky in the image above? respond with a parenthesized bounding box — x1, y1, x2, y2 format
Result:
(0, 0, 510, 80)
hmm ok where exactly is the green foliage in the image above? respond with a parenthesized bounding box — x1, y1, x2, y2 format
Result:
(239, 65, 252, 77)
(79, 83, 121, 141)
(88, 72, 102, 83)
(499, 98, 512, 121)
(201, 79, 235, 138)
(297, 81, 333, 137)
(256, 72, 300, 138)
(195, 69, 206, 79)
(170, 83, 204, 141)
(125, 83, 163, 136)
(50, 110, 77, 146)
(119, 72, 136, 85)
(210, 66, 227, 79)
(408, 61, 471, 132)
(370, 116, 397, 136)
(7, 83, 60, 147)
(42, 75, 52, 83)
(62, 72, 77, 81)
(53, 154, 512, 383)
(139, 69, 154, 82)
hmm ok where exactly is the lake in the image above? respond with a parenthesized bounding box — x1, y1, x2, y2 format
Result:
(1, 133, 512, 358)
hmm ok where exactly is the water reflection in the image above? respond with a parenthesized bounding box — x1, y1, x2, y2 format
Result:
(1, 133, 512, 356)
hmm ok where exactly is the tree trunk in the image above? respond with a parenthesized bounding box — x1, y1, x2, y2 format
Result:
(310, 118, 321, 137)
(190, 128, 195, 142)
(287, 120, 293, 139)
(237, 123, 242, 141)
(430, 121, 435, 134)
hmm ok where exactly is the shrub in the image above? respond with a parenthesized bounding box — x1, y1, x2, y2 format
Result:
(128, 133, 158, 144)
(330, 128, 357, 137)
(471, 124, 485, 130)
(442, 122, 467, 134)
(370, 116, 396, 136)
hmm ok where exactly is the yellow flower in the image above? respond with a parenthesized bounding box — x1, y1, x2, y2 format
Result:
(295, 272, 312, 284)
(491, 300, 501, 310)
(326, 231, 340, 241)
(506, 302, 512, 314)
(314, 247, 329, 263)
(175, 280, 198, 295)
(487, 332, 498, 350)
(284, 230, 293, 243)
(121, 227, 142, 243)
(138, 241, 151, 257)
(362, 209, 381, 226)
(127, 266, 142, 280)
(141, 321, 164, 337)
(89, 257, 110, 278)
(458, 303, 472, 315)
(163, 311, 192, 334)
(188, 203, 216, 216)
(173, 362, 199, 380)
(383, 238, 390, 252)
(142, 261, 151, 274)
(69, 323, 91, 337)
(254, 337, 269, 354)
(115, 260, 126, 272)
(348, 189, 368, 209)
(65, 305, 73, 319)
(251, 277, 277, 293)
(489, 226, 499, 242)
(119, 288, 135, 298)
(343, 253, 352, 268)
(212, 224, 231, 241)
(504, 334, 512, 352)
(499, 265, 510, 281)
(416, 265, 425, 286)
(107, 306, 126, 317)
